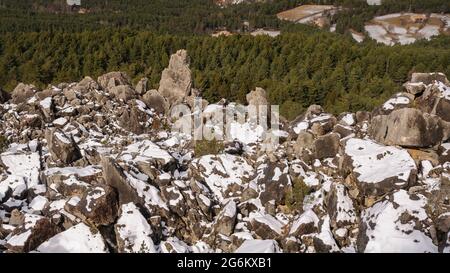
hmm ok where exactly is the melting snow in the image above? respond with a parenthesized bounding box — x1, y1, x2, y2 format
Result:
(345, 138, 416, 184)
(37, 223, 108, 253)
(361, 190, 437, 253)
(115, 203, 156, 253)
(382, 95, 410, 110)
(235, 239, 281, 253)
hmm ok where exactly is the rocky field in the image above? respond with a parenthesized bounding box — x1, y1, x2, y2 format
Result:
(0, 50, 449, 253)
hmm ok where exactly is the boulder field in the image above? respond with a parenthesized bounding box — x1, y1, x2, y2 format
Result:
(0, 51, 449, 253)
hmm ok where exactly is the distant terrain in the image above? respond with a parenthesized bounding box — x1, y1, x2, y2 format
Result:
(0, 0, 449, 117)
(276, 3, 449, 45)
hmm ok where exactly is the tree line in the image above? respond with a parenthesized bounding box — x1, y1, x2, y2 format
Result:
(0, 29, 448, 119)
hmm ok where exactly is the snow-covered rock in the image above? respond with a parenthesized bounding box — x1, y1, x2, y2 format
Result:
(36, 223, 108, 253)
(357, 190, 437, 253)
(344, 138, 417, 197)
(115, 203, 157, 253)
(0, 53, 448, 253)
(235, 239, 281, 253)
(190, 154, 253, 202)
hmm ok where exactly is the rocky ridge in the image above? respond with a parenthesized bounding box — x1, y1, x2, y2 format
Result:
(0, 50, 449, 253)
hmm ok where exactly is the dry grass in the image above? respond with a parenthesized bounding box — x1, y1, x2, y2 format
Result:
(277, 5, 335, 22)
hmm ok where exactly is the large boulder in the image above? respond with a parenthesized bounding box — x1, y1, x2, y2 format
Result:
(158, 50, 192, 109)
(135, 77, 149, 95)
(313, 133, 340, 160)
(190, 154, 254, 202)
(5, 214, 59, 253)
(101, 157, 142, 206)
(142, 89, 169, 114)
(100, 156, 169, 217)
(115, 202, 157, 253)
(214, 200, 237, 236)
(97, 71, 131, 91)
(118, 101, 153, 134)
(119, 140, 175, 174)
(357, 190, 437, 253)
(403, 82, 427, 95)
(343, 138, 417, 198)
(65, 185, 119, 226)
(326, 183, 357, 229)
(415, 79, 450, 122)
(73, 76, 99, 93)
(372, 93, 413, 116)
(109, 85, 136, 101)
(251, 160, 292, 209)
(288, 209, 319, 237)
(36, 223, 108, 253)
(370, 108, 448, 148)
(249, 211, 285, 240)
(293, 131, 315, 156)
(45, 129, 82, 164)
(11, 83, 37, 104)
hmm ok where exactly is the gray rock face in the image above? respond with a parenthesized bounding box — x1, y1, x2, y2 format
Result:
(74, 76, 99, 93)
(158, 50, 192, 109)
(326, 183, 357, 229)
(370, 108, 447, 148)
(343, 138, 417, 198)
(45, 129, 82, 164)
(249, 211, 284, 240)
(214, 200, 237, 236)
(289, 210, 319, 237)
(255, 161, 291, 209)
(114, 203, 156, 253)
(415, 82, 450, 122)
(118, 102, 152, 134)
(435, 99, 450, 123)
(357, 190, 437, 253)
(97, 72, 131, 91)
(142, 89, 168, 114)
(314, 133, 340, 160)
(135, 77, 148, 95)
(293, 131, 314, 155)
(11, 83, 37, 104)
(101, 157, 143, 208)
(66, 185, 119, 226)
(109, 85, 136, 101)
(4, 216, 59, 253)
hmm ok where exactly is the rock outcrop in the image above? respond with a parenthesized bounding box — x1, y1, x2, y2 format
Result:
(45, 129, 82, 164)
(370, 108, 447, 148)
(0, 60, 448, 254)
(11, 83, 37, 104)
(97, 71, 131, 91)
(158, 49, 192, 110)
